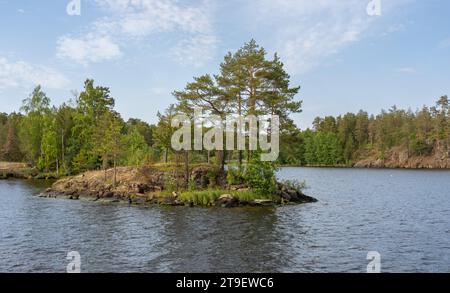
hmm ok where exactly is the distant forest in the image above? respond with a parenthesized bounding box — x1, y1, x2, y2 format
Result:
(280, 96, 450, 166)
(1, 86, 448, 171)
(0, 41, 449, 172)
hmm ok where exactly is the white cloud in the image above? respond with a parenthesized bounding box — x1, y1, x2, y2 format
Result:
(252, 0, 373, 74)
(57, 34, 122, 65)
(0, 57, 69, 90)
(381, 23, 406, 37)
(95, 0, 212, 36)
(251, 0, 411, 74)
(57, 0, 217, 66)
(396, 67, 417, 74)
(170, 34, 218, 67)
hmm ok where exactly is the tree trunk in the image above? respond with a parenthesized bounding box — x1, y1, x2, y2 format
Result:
(61, 129, 65, 171)
(184, 150, 189, 185)
(216, 150, 225, 172)
(238, 150, 243, 170)
(164, 148, 168, 164)
(223, 150, 227, 170)
(113, 157, 117, 187)
(103, 157, 108, 182)
(238, 94, 243, 169)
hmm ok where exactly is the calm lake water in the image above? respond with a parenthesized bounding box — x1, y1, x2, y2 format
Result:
(0, 168, 449, 273)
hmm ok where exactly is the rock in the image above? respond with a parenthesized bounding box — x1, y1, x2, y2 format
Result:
(251, 199, 275, 206)
(280, 191, 292, 201)
(160, 197, 184, 206)
(277, 183, 318, 204)
(190, 166, 214, 188)
(79, 195, 98, 202)
(215, 194, 240, 208)
(229, 184, 246, 191)
(103, 192, 114, 198)
(130, 196, 147, 205)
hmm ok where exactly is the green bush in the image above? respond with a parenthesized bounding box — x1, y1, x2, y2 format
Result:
(178, 189, 278, 206)
(163, 173, 178, 192)
(226, 167, 244, 185)
(187, 178, 197, 191)
(206, 170, 217, 188)
(179, 190, 222, 206)
(281, 179, 308, 192)
(243, 156, 278, 195)
(410, 136, 434, 156)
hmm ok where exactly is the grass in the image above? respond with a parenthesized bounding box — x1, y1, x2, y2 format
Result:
(148, 162, 218, 173)
(33, 172, 62, 180)
(176, 188, 279, 206)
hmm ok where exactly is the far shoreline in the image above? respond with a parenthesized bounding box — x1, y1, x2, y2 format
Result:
(3, 161, 450, 182)
(280, 164, 450, 170)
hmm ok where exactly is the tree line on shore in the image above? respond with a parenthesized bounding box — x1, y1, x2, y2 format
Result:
(1, 40, 449, 183)
(0, 41, 301, 192)
(280, 96, 450, 166)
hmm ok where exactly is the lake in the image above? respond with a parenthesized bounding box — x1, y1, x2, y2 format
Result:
(0, 168, 449, 272)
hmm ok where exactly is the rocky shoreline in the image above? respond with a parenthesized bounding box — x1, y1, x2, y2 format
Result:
(41, 166, 317, 208)
(0, 162, 39, 179)
(353, 146, 450, 169)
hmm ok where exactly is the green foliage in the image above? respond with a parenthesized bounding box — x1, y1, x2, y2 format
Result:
(206, 170, 218, 188)
(278, 128, 304, 165)
(243, 156, 278, 195)
(163, 173, 178, 193)
(19, 86, 50, 164)
(302, 131, 344, 166)
(0, 113, 23, 161)
(281, 179, 308, 192)
(178, 189, 278, 206)
(1, 43, 449, 178)
(39, 116, 58, 172)
(153, 105, 176, 164)
(187, 178, 197, 192)
(410, 135, 434, 156)
(121, 127, 150, 167)
(284, 96, 450, 166)
(226, 167, 244, 185)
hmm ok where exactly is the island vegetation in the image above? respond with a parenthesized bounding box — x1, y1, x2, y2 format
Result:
(0, 40, 449, 206)
(0, 40, 314, 207)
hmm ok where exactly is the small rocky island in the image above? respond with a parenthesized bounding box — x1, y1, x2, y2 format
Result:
(43, 165, 317, 208)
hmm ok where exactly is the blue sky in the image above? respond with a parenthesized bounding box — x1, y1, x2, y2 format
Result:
(0, 0, 449, 128)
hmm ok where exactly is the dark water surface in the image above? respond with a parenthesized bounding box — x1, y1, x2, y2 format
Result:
(0, 168, 449, 272)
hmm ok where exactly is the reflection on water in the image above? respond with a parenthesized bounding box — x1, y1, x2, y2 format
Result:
(0, 168, 450, 272)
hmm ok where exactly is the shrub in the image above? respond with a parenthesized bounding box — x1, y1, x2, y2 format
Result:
(243, 156, 278, 195)
(207, 170, 217, 188)
(281, 179, 308, 192)
(163, 173, 178, 192)
(187, 178, 197, 191)
(226, 167, 244, 185)
(410, 136, 434, 156)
